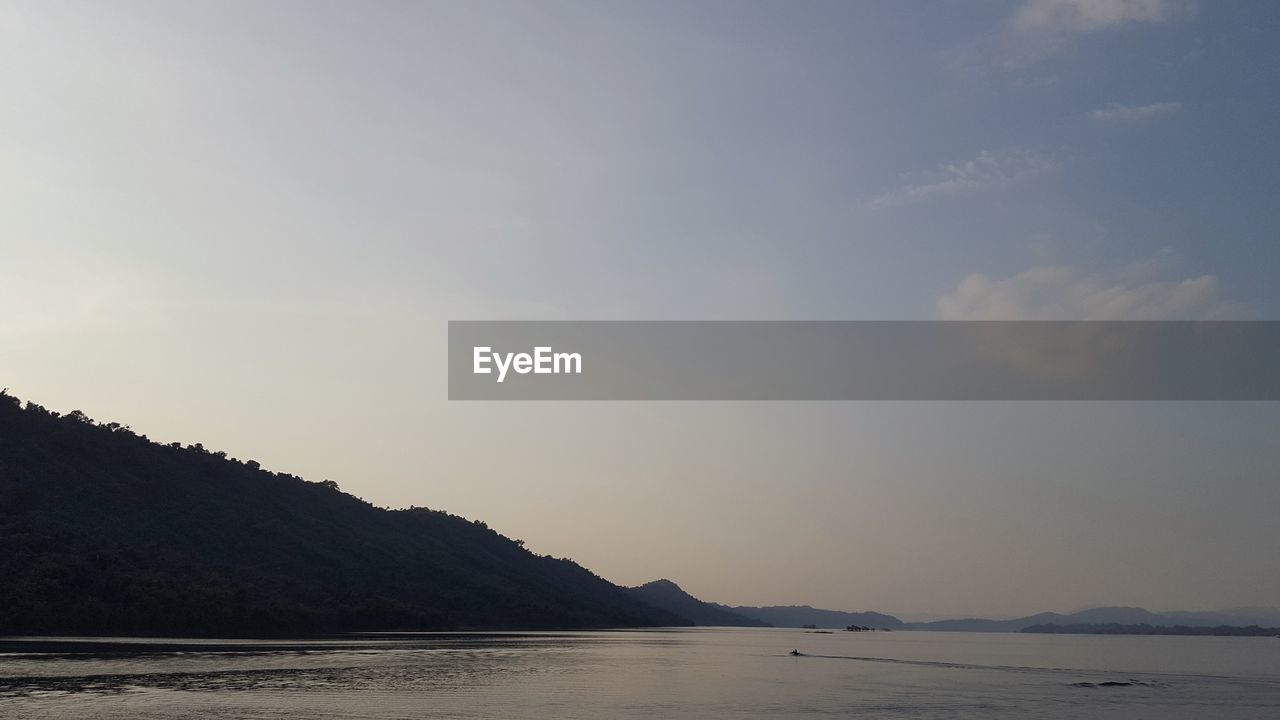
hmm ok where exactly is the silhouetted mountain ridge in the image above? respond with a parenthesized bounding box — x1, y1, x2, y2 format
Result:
(0, 392, 686, 636)
(626, 580, 769, 627)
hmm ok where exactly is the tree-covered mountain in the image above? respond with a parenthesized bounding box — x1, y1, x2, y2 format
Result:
(0, 391, 686, 636)
(626, 580, 770, 627)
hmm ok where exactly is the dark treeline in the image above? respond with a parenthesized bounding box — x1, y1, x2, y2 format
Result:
(1023, 623, 1280, 637)
(0, 390, 685, 636)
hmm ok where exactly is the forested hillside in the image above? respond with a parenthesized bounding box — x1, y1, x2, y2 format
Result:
(0, 391, 684, 636)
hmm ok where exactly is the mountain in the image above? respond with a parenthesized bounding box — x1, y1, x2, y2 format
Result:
(626, 580, 770, 627)
(1024, 623, 1280, 637)
(0, 392, 686, 636)
(626, 581, 903, 630)
(905, 606, 1280, 632)
(904, 612, 1066, 632)
(724, 605, 904, 630)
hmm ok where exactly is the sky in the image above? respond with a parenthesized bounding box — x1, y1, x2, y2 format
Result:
(2, 0, 1278, 619)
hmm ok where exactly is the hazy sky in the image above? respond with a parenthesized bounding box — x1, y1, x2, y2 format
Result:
(3, 0, 1278, 618)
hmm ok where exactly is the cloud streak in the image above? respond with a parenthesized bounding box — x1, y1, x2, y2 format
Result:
(937, 265, 1247, 320)
(1014, 0, 1193, 34)
(869, 148, 1056, 209)
(1090, 101, 1182, 121)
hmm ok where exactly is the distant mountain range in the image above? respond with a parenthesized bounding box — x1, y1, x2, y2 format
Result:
(901, 606, 1280, 632)
(722, 604, 903, 630)
(1024, 622, 1280, 637)
(629, 577, 1280, 634)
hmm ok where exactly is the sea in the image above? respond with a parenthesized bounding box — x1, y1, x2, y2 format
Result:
(2, 628, 1278, 718)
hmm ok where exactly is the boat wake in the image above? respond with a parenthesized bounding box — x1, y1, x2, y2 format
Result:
(795, 653, 1280, 690)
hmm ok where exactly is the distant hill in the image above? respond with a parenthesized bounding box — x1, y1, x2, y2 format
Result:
(724, 605, 904, 630)
(0, 392, 686, 636)
(1158, 607, 1280, 627)
(626, 580, 769, 627)
(905, 606, 1280, 632)
(1024, 623, 1280, 637)
(905, 612, 1067, 633)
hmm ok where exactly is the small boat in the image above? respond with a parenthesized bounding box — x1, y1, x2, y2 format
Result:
(789, 649, 803, 656)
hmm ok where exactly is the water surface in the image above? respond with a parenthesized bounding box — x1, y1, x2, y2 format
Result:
(2, 628, 1278, 718)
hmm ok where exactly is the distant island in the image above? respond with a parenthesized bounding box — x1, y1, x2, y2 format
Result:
(1023, 623, 1280, 637)
(0, 391, 684, 636)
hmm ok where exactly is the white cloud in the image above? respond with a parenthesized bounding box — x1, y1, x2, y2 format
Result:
(936, 265, 1246, 320)
(869, 148, 1056, 209)
(935, 264, 1249, 385)
(1014, 0, 1193, 34)
(948, 0, 1193, 72)
(1090, 102, 1182, 121)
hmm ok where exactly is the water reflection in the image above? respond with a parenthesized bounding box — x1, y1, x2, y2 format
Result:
(0, 633, 602, 698)
(2, 629, 1278, 719)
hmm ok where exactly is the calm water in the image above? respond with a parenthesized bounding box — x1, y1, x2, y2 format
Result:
(2, 628, 1278, 719)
